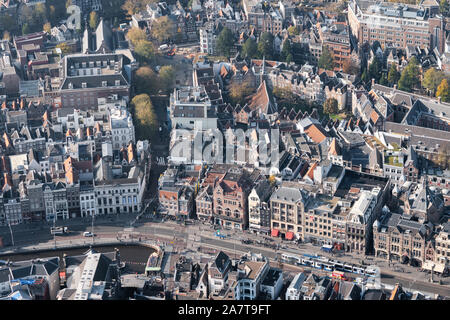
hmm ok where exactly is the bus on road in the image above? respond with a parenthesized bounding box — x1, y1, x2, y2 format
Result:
(51, 227, 69, 235)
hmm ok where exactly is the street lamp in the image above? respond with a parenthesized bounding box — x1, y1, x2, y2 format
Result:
(53, 213, 56, 249)
(7, 220, 14, 247)
(91, 211, 95, 246)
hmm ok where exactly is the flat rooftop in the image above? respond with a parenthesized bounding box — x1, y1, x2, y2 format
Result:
(261, 268, 282, 287)
(335, 170, 388, 198)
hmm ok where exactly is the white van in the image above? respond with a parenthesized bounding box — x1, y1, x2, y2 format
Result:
(83, 231, 94, 237)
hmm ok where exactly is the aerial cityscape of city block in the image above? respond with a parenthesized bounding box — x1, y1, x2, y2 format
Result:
(0, 0, 449, 303)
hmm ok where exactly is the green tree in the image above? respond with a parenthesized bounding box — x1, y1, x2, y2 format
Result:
(323, 98, 338, 115)
(371, 40, 382, 52)
(287, 25, 300, 36)
(216, 27, 234, 57)
(102, 0, 127, 21)
(47, 5, 57, 24)
(318, 47, 335, 70)
(135, 66, 160, 95)
(398, 57, 421, 92)
(241, 38, 257, 59)
(368, 58, 382, 83)
(286, 53, 293, 65)
(257, 32, 274, 59)
(436, 147, 450, 169)
(159, 65, 176, 94)
(55, 42, 74, 55)
(268, 175, 276, 186)
(440, 0, 449, 14)
(122, 0, 153, 16)
(22, 23, 31, 35)
(34, 3, 47, 20)
(292, 42, 307, 65)
(361, 69, 370, 84)
(280, 40, 292, 62)
(130, 94, 159, 140)
(387, 63, 400, 86)
(43, 22, 52, 34)
(436, 78, 450, 102)
(229, 80, 254, 106)
(342, 59, 359, 75)
(273, 86, 311, 113)
(2, 30, 11, 41)
(134, 40, 156, 63)
(0, 15, 19, 36)
(127, 27, 147, 46)
(379, 73, 388, 86)
(423, 68, 445, 96)
(151, 16, 175, 43)
(89, 11, 99, 30)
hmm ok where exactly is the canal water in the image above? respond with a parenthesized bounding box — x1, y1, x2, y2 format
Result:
(0, 244, 155, 273)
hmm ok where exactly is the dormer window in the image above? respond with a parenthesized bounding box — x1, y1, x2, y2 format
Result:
(102, 81, 107, 87)
(82, 82, 87, 88)
(115, 80, 120, 86)
(82, 62, 86, 68)
(68, 82, 73, 89)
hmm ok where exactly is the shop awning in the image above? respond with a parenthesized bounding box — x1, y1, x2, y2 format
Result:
(286, 231, 294, 240)
(422, 261, 447, 273)
(271, 229, 279, 237)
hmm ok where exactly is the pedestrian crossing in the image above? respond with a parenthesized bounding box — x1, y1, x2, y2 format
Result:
(156, 157, 166, 166)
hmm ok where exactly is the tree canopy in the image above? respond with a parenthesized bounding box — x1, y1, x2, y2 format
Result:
(158, 65, 176, 94)
(387, 63, 400, 86)
(43, 22, 52, 34)
(323, 98, 339, 115)
(228, 80, 254, 106)
(287, 25, 300, 36)
(257, 32, 274, 59)
(280, 40, 292, 62)
(134, 40, 156, 63)
(241, 38, 257, 59)
(440, 0, 449, 15)
(122, 0, 155, 16)
(130, 94, 159, 140)
(55, 42, 75, 55)
(151, 16, 175, 43)
(342, 59, 359, 75)
(89, 11, 99, 30)
(379, 73, 388, 86)
(318, 47, 335, 71)
(423, 68, 445, 96)
(127, 27, 148, 47)
(368, 58, 382, 83)
(135, 66, 159, 95)
(436, 79, 450, 102)
(272, 86, 313, 113)
(216, 27, 234, 57)
(398, 57, 421, 92)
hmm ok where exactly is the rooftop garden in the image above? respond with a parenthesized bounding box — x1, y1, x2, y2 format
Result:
(385, 155, 403, 167)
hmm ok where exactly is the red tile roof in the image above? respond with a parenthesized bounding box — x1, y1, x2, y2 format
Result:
(305, 162, 318, 180)
(304, 124, 328, 144)
(370, 110, 380, 124)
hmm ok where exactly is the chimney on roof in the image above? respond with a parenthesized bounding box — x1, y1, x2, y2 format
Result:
(393, 84, 397, 90)
(371, 78, 375, 86)
(438, 96, 441, 103)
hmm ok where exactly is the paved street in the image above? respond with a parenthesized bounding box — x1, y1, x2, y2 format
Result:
(1, 217, 449, 297)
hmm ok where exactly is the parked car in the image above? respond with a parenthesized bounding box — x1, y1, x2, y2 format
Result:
(83, 231, 95, 237)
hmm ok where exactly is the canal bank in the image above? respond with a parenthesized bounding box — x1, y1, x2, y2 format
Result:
(0, 239, 162, 274)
